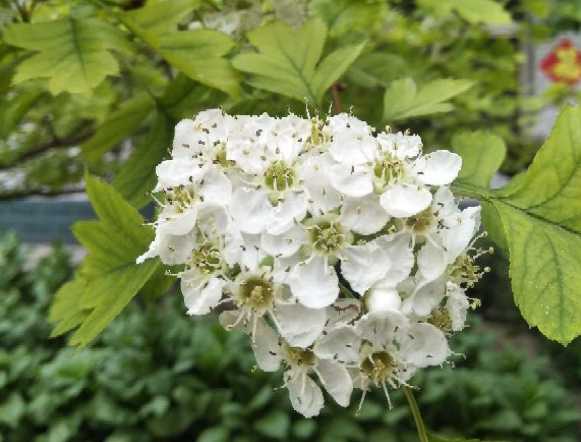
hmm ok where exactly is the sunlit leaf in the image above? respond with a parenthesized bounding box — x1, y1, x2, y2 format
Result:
(4, 18, 124, 95)
(233, 18, 366, 105)
(383, 78, 474, 121)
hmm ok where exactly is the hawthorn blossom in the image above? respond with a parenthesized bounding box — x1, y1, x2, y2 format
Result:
(138, 109, 488, 418)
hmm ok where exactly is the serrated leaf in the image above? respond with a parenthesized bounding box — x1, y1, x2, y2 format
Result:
(310, 0, 387, 37)
(82, 94, 154, 163)
(125, 0, 200, 34)
(113, 111, 172, 208)
(383, 78, 474, 122)
(4, 18, 123, 95)
(418, 0, 512, 25)
(455, 106, 581, 345)
(487, 106, 581, 345)
(232, 18, 366, 105)
(156, 30, 239, 97)
(452, 131, 507, 188)
(121, 11, 239, 96)
(49, 175, 158, 347)
(347, 52, 409, 88)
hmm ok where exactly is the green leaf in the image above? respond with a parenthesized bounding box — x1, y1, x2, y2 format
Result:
(347, 52, 409, 88)
(4, 18, 123, 95)
(49, 175, 159, 347)
(232, 18, 366, 105)
(113, 111, 172, 208)
(81, 94, 155, 163)
(418, 0, 512, 25)
(125, 0, 200, 34)
(456, 106, 581, 345)
(310, 0, 387, 37)
(121, 11, 239, 96)
(156, 30, 239, 97)
(384, 78, 474, 122)
(452, 130, 507, 188)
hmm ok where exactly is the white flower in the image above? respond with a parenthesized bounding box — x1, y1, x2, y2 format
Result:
(250, 319, 353, 417)
(139, 108, 487, 417)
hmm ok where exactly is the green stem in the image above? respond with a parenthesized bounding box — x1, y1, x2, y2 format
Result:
(403, 387, 430, 442)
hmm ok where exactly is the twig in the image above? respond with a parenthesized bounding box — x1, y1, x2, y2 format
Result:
(0, 187, 85, 201)
(331, 83, 344, 114)
(403, 387, 430, 442)
(0, 130, 93, 171)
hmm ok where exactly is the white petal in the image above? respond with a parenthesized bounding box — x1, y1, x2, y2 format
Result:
(365, 288, 402, 313)
(415, 150, 462, 186)
(400, 323, 449, 367)
(417, 242, 447, 282)
(299, 154, 342, 214)
(158, 206, 197, 236)
(356, 310, 409, 348)
(380, 184, 432, 218)
(442, 206, 481, 262)
(325, 299, 362, 328)
(446, 283, 470, 332)
(276, 303, 326, 348)
(401, 277, 446, 317)
(200, 168, 232, 205)
(261, 224, 307, 258)
(317, 360, 353, 407)
(341, 242, 391, 294)
(230, 187, 272, 234)
(328, 131, 376, 165)
(156, 158, 206, 189)
(268, 192, 307, 235)
(288, 256, 339, 309)
(138, 230, 196, 265)
(286, 373, 324, 418)
(314, 325, 360, 364)
(252, 319, 282, 372)
(341, 196, 390, 235)
(374, 234, 414, 287)
(181, 275, 224, 315)
(327, 163, 373, 198)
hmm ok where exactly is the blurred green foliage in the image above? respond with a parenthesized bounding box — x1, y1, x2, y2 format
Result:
(0, 232, 579, 441)
(1, 0, 578, 199)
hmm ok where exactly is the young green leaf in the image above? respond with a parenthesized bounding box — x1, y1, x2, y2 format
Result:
(455, 106, 581, 345)
(452, 130, 507, 188)
(121, 12, 239, 97)
(125, 0, 201, 34)
(383, 78, 474, 122)
(232, 19, 366, 105)
(49, 175, 159, 347)
(418, 0, 512, 25)
(82, 94, 155, 163)
(310, 0, 387, 37)
(113, 111, 172, 209)
(4, 18, 123, 95)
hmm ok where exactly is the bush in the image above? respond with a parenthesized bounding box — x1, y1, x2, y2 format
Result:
(0, 232, 579, 442)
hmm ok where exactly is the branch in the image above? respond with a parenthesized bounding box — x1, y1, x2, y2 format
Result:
(0, 130, 93, 171)
(0, 187, 85, 201)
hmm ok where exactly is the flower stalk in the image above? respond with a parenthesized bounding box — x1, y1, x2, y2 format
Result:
(404, 387, 430, 442)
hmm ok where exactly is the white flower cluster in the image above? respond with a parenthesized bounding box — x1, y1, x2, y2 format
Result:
(138, 109, 489, 417)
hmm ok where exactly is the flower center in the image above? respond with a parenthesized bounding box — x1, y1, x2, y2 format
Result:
(448, 254, 488, 288)
(214, 145, 234, 168)
(285, 346, 316, 368)
(310, 220, 345, 255)
(429, 308, 453, 333)
(405, 208, 435, 234)
(166, 185, 195, 213)
(265, 160, 295, 192)
(238, 276, 274, 310)
(361, 351, 395, 385)
(374, 153, 405, 189)
(191, 243, 223, 275)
